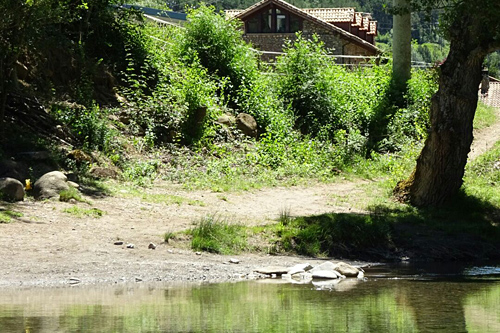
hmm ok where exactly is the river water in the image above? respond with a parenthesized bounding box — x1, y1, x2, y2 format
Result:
(0, 263, 498, 332)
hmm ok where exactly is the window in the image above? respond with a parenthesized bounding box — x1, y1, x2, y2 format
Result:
(246, 7, 302, 33)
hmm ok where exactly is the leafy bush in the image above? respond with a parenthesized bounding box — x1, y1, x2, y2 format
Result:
(178, 4, 258, 100)
(51, 103, 112, 151)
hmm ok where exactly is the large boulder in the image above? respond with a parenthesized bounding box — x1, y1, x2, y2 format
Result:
(33, 171, 69, 200)
(0, 177, 25, 202)
(236, 113, 258, 138)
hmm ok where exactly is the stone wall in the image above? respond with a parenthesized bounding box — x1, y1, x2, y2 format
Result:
(243, 20, 371, 62)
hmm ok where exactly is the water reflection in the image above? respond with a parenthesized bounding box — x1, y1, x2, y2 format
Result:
(0, 266, 498, 332)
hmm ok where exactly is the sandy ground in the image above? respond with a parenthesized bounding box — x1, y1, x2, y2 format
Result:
(0, 180, 370, 289)
(0, 107, 498, 289)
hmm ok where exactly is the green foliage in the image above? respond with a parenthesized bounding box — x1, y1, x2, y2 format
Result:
(474, 103, 498, 130)
(0, 210, 23, 223)
(188, 215, 248, 254)
(123, 159, 161, 185)
(63, 206, 104, 218)
(179, 4, 257, 100)
(273, 213, 393, 258)
(59, 187, 86, 203)
(464, 141, 500, 207)
(51, 104, 112, 151)
(381, 68, 438, 151)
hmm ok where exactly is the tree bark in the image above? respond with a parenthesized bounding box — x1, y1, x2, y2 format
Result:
(392, 0, 412, 99)
(394, 14, 491, 206)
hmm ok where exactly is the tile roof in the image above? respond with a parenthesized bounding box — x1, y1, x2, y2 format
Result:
(302, 8, 355, 23)
(368, 21, 377, 35)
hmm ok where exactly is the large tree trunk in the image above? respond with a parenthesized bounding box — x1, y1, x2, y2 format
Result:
(394, 14, 489, 207)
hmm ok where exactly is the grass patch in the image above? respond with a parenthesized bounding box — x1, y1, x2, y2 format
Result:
(164, 231, 175, 243)
(63, 206, 105, 218)
(464, 141, 500, 207)
(0, 210, 23, 223)
(474, 103, 497, 130)
(187, 215, 248, 254)
(59, 187, 87, 203)
(270, 212, 394, 259)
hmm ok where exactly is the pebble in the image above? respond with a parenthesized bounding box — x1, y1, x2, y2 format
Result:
(148, 242, 157, 250)
(229, 258, 240, 264)
(127, 244, 135, 249)
(114, 241, 124, 245)
(195, 252, 202, 255)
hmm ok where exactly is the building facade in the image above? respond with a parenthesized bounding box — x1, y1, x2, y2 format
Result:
(226, 0, 380, 63)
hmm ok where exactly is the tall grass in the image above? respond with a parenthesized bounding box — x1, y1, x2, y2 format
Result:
(188, 216, 248, 254)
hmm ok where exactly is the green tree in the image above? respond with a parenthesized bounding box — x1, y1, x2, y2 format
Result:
(394, 0, 500, 206)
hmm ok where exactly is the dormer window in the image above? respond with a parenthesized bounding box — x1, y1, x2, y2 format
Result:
(246, 6, 302, 33)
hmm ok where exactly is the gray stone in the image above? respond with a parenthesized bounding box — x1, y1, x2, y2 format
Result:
(310, 261, 336, 272)
(254, 266, 289, 275)
(332, 261, 360, 277)
(311, 270, 341, 279)
(114, 241, 124, 245)
(229, 258, 240, 264)
(33, 171, 69, 200)
(216, 114, 236, 126)
(0, 177, 25, 202)
(287, 263, 313, 275)
(236, 113, 258, 137)
(148, 242, 157, 249)
(89, 167, 119, 179)
(126, 243, 135, 249)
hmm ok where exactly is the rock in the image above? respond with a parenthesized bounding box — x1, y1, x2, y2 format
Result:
(332, 261, 360, 277)
(89, 166, 119, 179)
(357, 271, 364, 279)
(195, 252, 202, 255)
(229, 258, 240, 264)
(126, 244, 135, 249)
(0, 159, 29, 181)
(311, 270, 341, 279)
(310, 261, 337, 273)
(67, 149, 92, 164)
(216, 114, 236, 126)
(148, 242, 157, 250)
(287, 263, 313, 275)
(254, 266, 289, 275)
(114, 241, 124, 245)
(67, 181, 79, 189)
(33, 171, 69, 200)
(236, 113, 258, 137)
(0, 177, 25, 202)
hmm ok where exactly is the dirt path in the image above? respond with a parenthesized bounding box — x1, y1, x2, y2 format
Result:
(0, 108, 498, 289)
(0, 180, 370, 288)
(469, 107, 500, 159)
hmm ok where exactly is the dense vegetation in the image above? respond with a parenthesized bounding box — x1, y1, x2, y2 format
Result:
(1, 2, 498, 259)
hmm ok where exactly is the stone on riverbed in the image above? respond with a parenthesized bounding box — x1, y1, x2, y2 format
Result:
(254, 266, 289, 275)
(311, 270, 342, 279)
(332, 261, 361, 277)
(287, 263, 313, 276)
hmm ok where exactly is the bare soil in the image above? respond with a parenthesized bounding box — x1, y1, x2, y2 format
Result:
(0, 107, 498, 290)
(0, 180, 370, 289)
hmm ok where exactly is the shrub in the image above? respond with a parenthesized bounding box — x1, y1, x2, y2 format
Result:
(178, 4, 258, 100)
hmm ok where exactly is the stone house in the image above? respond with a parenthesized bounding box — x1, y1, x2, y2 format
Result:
(226, 0, 380, 63)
